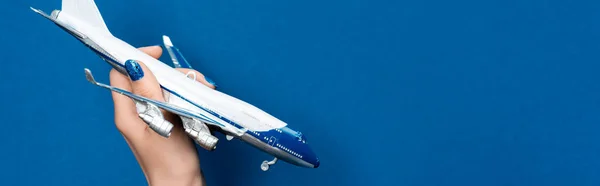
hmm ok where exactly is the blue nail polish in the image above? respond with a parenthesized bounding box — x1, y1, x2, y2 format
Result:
(205, 76, 217, 87)
(125, 59, 144, 81)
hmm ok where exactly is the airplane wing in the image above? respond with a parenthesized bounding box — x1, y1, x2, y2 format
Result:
(84, 68, 224, 128)
(163, 35, 193, 68)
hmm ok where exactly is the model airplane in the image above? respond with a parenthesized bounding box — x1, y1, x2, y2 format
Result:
(31, 0, 319, 171)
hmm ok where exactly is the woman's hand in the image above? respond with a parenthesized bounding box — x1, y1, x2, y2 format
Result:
(109, 46, 215, 186)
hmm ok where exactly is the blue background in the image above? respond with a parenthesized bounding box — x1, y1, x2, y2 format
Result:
(1, 0, 600, 185)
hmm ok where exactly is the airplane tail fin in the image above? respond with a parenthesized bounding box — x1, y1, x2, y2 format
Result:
(60, 0, 111, 34)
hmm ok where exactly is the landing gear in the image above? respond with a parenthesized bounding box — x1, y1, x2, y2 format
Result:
(260, 158, 278, 171)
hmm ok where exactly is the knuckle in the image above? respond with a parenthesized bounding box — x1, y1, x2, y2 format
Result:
(114, 117, 133, 133)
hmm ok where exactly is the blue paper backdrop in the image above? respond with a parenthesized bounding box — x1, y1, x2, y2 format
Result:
(1, 0, 600, 185)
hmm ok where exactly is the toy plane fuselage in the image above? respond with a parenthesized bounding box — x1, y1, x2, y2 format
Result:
(31, 0, 319, 171)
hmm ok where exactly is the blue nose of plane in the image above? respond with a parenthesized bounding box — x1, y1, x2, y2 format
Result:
(297, 141, 320, 168)
(314, 159, 320, 168)
(303, 147, 320, 168)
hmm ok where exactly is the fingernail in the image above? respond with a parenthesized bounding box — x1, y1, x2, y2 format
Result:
(125, 59, 144, 81)
(205, 76, 217, 88)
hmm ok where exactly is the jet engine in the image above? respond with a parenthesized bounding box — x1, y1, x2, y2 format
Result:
(185, 127, 219, 151)
(181, 117, 219, 151)
(139, 113, 174, 137)
(135, 101, 174, 138)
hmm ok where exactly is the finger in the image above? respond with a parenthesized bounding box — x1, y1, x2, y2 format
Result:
(175, 68, 217, 89)
(138, 46, 163, 59)
(124, 59, 181, 137)
(124, 59, 165, 102)
(109, 69, 146, 133)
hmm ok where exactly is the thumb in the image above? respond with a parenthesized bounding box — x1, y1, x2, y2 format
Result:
(125, 59, 165, 102)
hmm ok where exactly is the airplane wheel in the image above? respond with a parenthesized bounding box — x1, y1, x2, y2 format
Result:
(261, 161, 270, 171)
